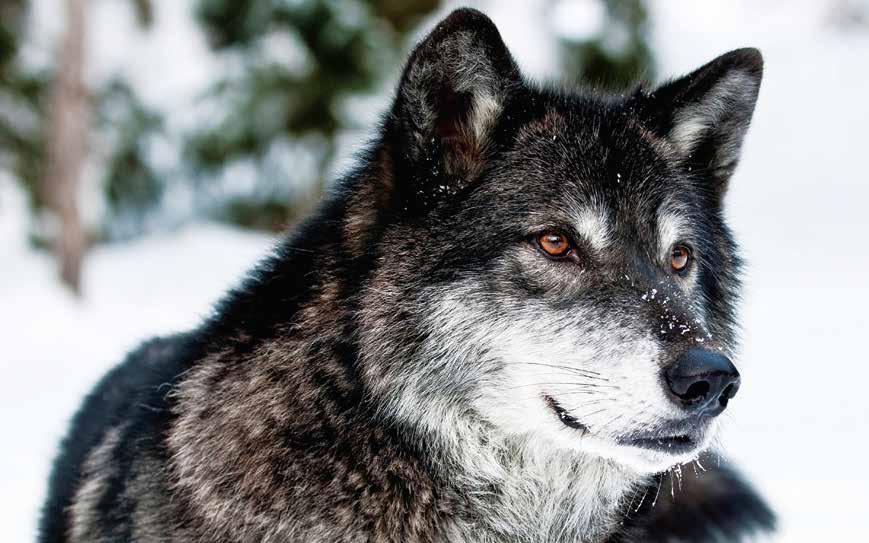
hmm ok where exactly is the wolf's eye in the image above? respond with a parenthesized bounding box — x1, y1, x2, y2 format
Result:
(670, 244, 691, 273)
(537, 231, 573, 258)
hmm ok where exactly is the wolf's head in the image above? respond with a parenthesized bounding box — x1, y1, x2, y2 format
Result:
(353, 9, 762, 474)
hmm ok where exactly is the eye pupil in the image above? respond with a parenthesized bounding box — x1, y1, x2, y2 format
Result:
(671, 245, 690, 272)
(538, 232, 571, 257)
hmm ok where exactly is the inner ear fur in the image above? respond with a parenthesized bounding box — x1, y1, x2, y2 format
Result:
(632, 48, 763, 195)
(388, 8, 521, 211)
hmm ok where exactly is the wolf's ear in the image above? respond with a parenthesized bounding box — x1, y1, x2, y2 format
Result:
(634, 48, 763, 195)
(388, 8, 520, 210)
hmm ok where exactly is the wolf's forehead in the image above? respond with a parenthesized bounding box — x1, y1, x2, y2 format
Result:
(565, 197, 692, 251)
(567, 201, 612, 251)
(655, 197, 694, 247)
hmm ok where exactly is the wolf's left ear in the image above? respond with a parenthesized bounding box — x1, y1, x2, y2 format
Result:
(634, 48, 763, 195)
(388, 8, 520, 210)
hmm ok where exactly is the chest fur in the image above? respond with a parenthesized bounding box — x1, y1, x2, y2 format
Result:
(438, 444, 638, 543)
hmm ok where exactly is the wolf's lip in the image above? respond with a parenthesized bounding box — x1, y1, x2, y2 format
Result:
(618, 433, 700, 455)
(544, 394, 706, 455)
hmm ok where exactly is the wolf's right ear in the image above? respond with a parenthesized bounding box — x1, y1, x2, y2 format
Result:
(632, 48, 763, 198)
(387, 8, 520, 211)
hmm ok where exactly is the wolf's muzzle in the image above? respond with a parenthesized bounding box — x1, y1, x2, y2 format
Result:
(664, 348, 740, 417)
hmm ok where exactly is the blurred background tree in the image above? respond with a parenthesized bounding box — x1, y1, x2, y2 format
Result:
(95, 78, 166, 239)
(0, 0, 657, 293)
(552, 0, 655, 91)
(185, 0, 439, 230)
(0, 0, 49, 223)
(43, 0, 89, 293)
(0, 0, 157, 293)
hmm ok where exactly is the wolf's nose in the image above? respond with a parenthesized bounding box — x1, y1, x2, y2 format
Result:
(665, 348, 740, 416)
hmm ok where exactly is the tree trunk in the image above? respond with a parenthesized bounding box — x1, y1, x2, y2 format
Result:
(43, 0, 88, 295)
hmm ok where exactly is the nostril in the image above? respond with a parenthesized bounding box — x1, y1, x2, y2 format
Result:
(681, 381, 710, 403)
(665, 348, 740, 413)
(719, 383, 737, 408)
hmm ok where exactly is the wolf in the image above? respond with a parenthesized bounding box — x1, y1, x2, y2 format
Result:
(40, 8, 775, 543)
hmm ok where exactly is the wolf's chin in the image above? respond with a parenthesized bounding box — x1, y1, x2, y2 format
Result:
(575, 424, 717, 474)
(571, 433, 702, 474)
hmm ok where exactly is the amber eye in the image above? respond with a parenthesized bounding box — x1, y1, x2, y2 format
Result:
(537, 231, 572, 258)
(670, 244, 691, 272)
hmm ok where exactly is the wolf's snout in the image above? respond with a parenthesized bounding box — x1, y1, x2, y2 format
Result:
(664, 348, 741, 416)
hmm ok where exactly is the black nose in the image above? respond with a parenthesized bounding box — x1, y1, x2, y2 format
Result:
(665, 348, 740, 416)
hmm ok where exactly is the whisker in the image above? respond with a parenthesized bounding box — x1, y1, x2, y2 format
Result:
(669, 468, 676, 501)
(516, 372, 618, 387)
(515, 391, 611, 403)
(564, 398, 615, 414)
(597, 411, 627, 431)
(552, 386, 621, 396)
(558, 396, 614, 405)
(572, 407, 607, 419)
(632, 484, 651, 514)
(650, 475, 664, 510)
(506, 382, 613, 390)
(512, 362, 606, 379)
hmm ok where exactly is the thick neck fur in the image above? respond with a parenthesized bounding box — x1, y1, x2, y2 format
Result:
(408, 413, 642, 542)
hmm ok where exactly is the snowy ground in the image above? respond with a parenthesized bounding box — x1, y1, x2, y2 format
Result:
(3, 0, 869, 541)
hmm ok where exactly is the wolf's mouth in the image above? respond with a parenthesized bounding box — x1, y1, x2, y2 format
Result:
(543, 395, 587, 432)
(618, 434, 699, 455)
(616, 417, 711, 456)
(544, 394, 707, 456)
